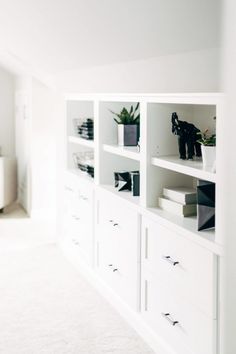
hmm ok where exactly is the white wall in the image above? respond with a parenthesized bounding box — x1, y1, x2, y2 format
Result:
(30, 78, 57, 219)
(219, 0, 236, 353)
(14, 75, 32, 212)
(0, 66, 15, 156)
(53, 48, 221, 93)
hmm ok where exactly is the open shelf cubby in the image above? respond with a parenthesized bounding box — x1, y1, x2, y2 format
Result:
(66, 100, 95, 181)
(99, 100, 140, 158)
(146, 164, 216, 244)
(147, 102, 216, 180)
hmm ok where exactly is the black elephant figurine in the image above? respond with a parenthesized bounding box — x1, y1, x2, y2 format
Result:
(171, 112, 202, 160)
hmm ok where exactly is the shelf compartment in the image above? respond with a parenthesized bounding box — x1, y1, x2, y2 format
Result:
(143, 207, 221, 255)
(67, 168, 94, 184)
(151, 156, 216, 183)
(100, 184, 140, 208)
(68, 135, 95, 148)
(103, 144, 140, 161)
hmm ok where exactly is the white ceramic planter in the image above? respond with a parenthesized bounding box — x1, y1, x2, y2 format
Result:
(201, 145, 216, 171)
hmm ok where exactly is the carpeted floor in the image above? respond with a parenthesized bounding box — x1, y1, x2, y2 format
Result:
(0, 223, 154, 354)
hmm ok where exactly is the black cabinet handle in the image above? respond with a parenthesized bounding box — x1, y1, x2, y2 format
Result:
(162, 255, 179, 266)
(162, 313, 179, 326)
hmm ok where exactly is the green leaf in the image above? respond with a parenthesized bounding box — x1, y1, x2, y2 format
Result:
(109, 103, 140, 125)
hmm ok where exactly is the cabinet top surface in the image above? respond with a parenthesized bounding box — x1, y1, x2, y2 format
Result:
(65, 92, 224, 103)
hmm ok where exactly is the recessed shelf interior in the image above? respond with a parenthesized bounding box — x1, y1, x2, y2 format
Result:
(147, 165, 196, 208)
(147, 102, 216, 158)
(99, 152, 140, 186)
(103, 144, 140, 160)
(99, 101, 140, 146)
(67, 144, 94, 170)
(146, 164, 215, 239)
(67, 100, 95, 176)
(67, 168, 95, 184)
(100, 184, 140, 207)
(151, 155, 216, 183)
(67, 100, 94, 137)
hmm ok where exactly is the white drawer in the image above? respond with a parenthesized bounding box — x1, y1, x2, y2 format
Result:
(142, 216, 216, 318)
(65, 234, 92, 266)
(63, 215, 93, 263)
(97, 237, 138, 310)
(97, 193, 138, 239)
(141, 272, 216, 354)
(96, 193, 139, 310)
(97, 194, 139, 278)
(63, 178, 94, 266)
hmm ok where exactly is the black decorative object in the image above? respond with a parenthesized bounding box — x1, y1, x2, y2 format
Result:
(197, 180, 215, 231)
(114, 171, 131, 191)
(131, 172, 140, 196)
(114, 171, 140, 195)
(74, 118, 94, 140)
(73, 152, 94, 178)
(171, 112, 202, 160)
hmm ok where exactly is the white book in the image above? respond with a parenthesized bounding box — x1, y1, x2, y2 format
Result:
(158, 197, 197, 217)
(163, 187, 197, 204)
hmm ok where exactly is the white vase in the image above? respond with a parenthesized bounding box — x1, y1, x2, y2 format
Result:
(201, 145, 216, 171)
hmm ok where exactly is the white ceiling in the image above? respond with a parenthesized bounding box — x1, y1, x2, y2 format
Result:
(0, 0, 221, 76)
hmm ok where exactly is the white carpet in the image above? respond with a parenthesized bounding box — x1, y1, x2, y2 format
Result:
(0, 232, 154, 353)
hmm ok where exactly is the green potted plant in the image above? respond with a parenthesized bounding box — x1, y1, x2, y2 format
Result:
(109, 103, 140, 146)
(197, 128, 216, 170)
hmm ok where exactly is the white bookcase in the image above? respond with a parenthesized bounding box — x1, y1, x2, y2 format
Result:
(61, 93, 223, 354)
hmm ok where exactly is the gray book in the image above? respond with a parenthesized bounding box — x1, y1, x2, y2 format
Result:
(163, 187, 197, 204)
(159, 197, 197, 217)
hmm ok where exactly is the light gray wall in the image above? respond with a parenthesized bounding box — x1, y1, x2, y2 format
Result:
(0, 0, 221, 75)
(53, 48, 221, 93)
(0, 66, 15, 156)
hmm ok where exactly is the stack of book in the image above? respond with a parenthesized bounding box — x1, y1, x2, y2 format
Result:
(158, 187, 197, 217)
(75, 118, 94, 140)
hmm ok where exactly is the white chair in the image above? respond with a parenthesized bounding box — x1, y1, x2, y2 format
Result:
(0, 157, 17, 212)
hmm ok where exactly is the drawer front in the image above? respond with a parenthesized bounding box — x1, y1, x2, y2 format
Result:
(141, 273, 216, 354)
(96, 193, 139, 309)
(65, 234, 92, 265)
(63, 178, 94, 266)
(96, 194, 139, 282)
(142, 216, 216, 317)
(97, 238, 138, 310)
(97, 193, 138, 240)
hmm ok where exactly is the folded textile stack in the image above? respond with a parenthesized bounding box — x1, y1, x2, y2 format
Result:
(158, 187, 197, 217)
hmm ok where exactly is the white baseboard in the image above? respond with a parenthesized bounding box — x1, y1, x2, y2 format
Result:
(60, 243, 175, 354)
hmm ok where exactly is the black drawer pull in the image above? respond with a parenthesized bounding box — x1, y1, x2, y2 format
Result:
(162, 313, 179, 326)
(162, 255, 179, 266)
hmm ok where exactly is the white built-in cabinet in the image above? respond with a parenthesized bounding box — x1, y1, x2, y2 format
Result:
(60, 93, 223, 354)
